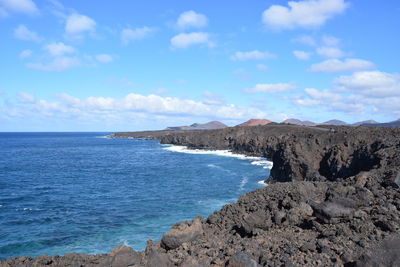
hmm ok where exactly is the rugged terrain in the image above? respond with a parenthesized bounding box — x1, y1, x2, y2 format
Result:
(2, 124, 400, 267)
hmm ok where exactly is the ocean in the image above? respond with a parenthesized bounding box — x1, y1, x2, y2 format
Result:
(0, 132, 271, 260)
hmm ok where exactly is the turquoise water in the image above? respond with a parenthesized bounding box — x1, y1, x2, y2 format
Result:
(0, 132, 270, 259)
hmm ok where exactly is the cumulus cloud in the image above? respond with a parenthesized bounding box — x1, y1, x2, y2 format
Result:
(294, 71, 400, 115)
(96, 54, 113, 63)
(245, 83, 296, 93)
(18, 92, 35, 103)
(170, 32, 213, 49)
(316, 46, 345, 58)
(295, 88, 364, 113)
(4, 93, 267, 121)
(26, 56, 80, 71)
(44, 42, 75, 56)
(0, 0, 39, 16)
(14, 25, 42, 42)
(230, 50, 276, 61)
(176, 10, 208, 29)
(322, 35, 340, 46)
(19, 49, 32, 59)
(309, 58, 375, 72)
(334, 71, 400, 97)
(121, 26, 156, 45)
(262, 0, 349, 30)
(65, 13, 96, 36)
(293, 50, 312, 60)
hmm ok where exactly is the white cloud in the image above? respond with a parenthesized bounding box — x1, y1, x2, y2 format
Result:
(26, 57, 80, 71)
(44, 42, 75, 56)
(65, 13, 96, 35)
(19, 49, 32, 59)
(18, 92, 35, 103)
(293, 50, 312, 60)
(230, 50, 276, 61)
(316, 46, 345, 58)
(334, 71, 400, 97)
(294, 71, 400, 115)
(176, 10, 208, 29)
(14, 25, 42, 42)
(170, 32, 213, 49)
(256, 64, 269, 72)
(322, 35, 340, 46)
(0, 0, 39, 16)
(295, 88, 364, 113)
(262, 0, 349, 30)
(246, 83, 296, 93)
(6, 93, 267, 121)
(121, 26, 156, 45)
(292, 35, 316, 46)
(96, 54, 113, 63)
(309, 58, 375, 73)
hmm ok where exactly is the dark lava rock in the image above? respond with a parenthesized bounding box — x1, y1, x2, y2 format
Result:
(226, 252, 260, 267)
(161, 217, 204, 250)
(106, 246, 142, 267)
(356, 234, 400, 267)
(311, 197, 356, 223)
(145, 249, 173, 267)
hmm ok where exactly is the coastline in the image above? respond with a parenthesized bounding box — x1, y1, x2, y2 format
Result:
(2, 124, 400, 266)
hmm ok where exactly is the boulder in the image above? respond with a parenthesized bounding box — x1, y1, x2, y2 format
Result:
(161, 217, 204, 250)
(241, 210, 272, 235)
(108, 246, 142, 267)
(226, 252, 260, 267)
(356, 235, 400, 267)
(311, 197, 355, 223)
(146, 250, 173, 267)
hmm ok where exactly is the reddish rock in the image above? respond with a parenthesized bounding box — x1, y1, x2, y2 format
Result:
(237, 119, 272, 127)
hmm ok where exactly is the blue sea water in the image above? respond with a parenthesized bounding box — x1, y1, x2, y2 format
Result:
(0, 132, 270, 260)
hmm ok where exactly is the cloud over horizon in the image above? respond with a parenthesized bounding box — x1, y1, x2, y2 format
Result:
(2, 92, 268, 127)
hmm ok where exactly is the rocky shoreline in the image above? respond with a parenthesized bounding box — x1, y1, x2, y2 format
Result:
(2, 124, 400, 266)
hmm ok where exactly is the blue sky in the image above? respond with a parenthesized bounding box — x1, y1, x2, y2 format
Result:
(1, 0, 400, 131)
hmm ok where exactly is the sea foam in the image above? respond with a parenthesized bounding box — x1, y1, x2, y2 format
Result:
(258, 180, 268, 186)
(239, 177, 249, 191)
(163, 145, 273, 169)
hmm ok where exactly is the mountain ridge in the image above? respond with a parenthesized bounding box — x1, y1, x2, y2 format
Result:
(165, 121, 227, 131)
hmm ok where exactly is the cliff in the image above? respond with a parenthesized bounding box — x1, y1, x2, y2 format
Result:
(160, 124, 400, 186)
(2, 124, 400, 266)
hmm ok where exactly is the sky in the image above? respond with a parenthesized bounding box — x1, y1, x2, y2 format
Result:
(1, 0, 400, 131)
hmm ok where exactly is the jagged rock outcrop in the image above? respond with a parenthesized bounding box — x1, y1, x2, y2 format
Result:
(4, 181, 399, 266)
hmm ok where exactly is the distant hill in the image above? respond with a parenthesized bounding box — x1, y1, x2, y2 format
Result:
(362, 119, 400, 127)
(352, 120, 378, 126)
(165, 121, 227, 131)
(237, 119, 272, 127)
(283, 118, 316, 126)
(321, 119, 348, 126)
